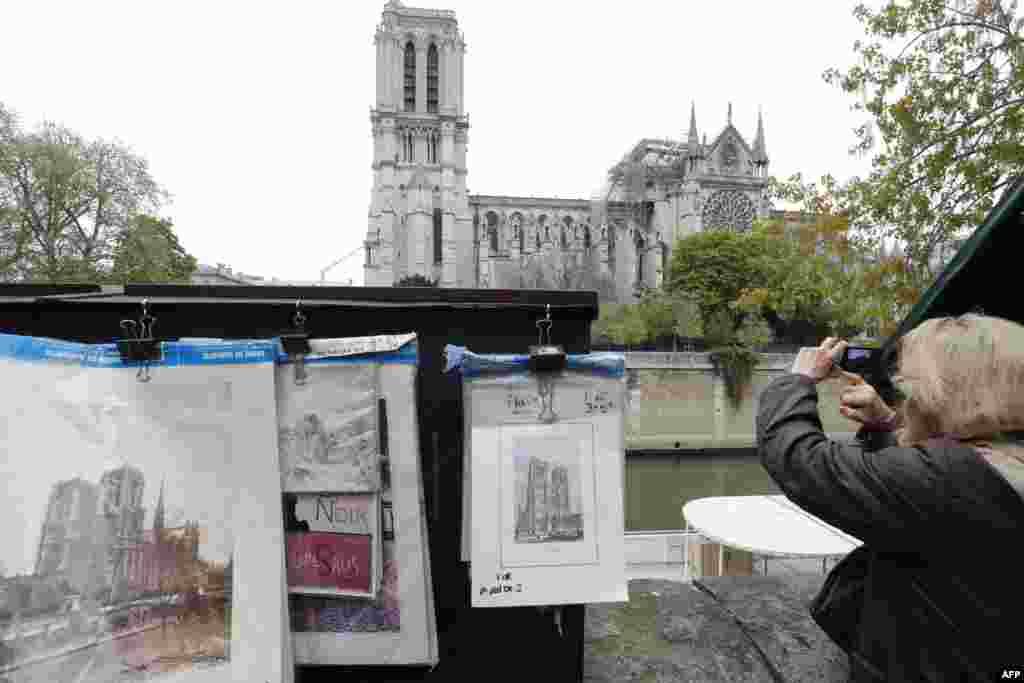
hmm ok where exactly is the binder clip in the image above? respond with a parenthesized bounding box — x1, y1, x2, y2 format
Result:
(528, 304, 566, 373)
(118, 299, 161, 383)
(281, 300, 312, 386)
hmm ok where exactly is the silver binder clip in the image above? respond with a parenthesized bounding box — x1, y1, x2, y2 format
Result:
(529, 304, 565, 423)
(280, 300, 312, 386)
(528, 304, 567, 373)
(118, 299, 160, 383)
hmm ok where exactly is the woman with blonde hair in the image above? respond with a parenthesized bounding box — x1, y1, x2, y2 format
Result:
(757, 314, 1024, 682)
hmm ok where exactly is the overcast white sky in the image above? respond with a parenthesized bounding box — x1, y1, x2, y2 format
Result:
(3, 1, 876, 286)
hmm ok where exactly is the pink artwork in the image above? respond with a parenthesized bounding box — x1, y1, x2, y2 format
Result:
(291, 541, 400, 633)
(286, 532, 372, 594)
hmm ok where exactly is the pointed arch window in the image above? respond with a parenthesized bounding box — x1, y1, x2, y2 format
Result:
(403, 42, 416, 112)
(510, 213, 523, 241)
(636, 235, 646, 286)
(583, 224, 591, 249)
(426, 130, 439, 164)
(399, 130, 410, 162)
(656, 244, 667, 288)
(433, 208, 443, 265)
(486, 212, 499, 254)
(427, 44, 439, 113)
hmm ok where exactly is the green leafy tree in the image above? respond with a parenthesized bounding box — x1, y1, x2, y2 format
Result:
(758, 174, 918, 338)
(735, 313, 774, 350)
(825, 0, 1024, 284)
(610, 307, 648, 350)
(591, 303, 624, 346)
(666, 228, 779, 334)
(703, 308, 738, 347)
(592, 302, 649, 350)
(635, 287, 677, 347)
(0, 102, 168, 282)
(108, 215, 197, 283)
(671, 293, 704, 345)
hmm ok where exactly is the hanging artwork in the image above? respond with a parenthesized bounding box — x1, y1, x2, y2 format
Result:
(285, 493, 381, 599)
(277, 364, 380, 493)
(448, 346, 628, 608)
(278, 335, 437, 666)
(0, 335, 290, 683)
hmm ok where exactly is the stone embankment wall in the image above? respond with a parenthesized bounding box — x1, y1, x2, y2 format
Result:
(625, 352, 859, 450)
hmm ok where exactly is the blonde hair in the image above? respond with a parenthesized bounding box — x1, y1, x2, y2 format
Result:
(895, 314, 1024, 446)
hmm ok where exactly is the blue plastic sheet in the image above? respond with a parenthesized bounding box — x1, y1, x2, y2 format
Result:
(443, 344, 624, 377)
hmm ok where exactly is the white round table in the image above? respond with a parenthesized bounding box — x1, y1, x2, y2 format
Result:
(682, 495, 862, 579)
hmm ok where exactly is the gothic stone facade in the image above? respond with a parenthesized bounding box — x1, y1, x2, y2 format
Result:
(34, 467, 200, 602)
(365, 2, 773, 301)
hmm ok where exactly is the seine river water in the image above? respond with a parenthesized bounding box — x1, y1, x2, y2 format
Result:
(624, 454, 781, 531)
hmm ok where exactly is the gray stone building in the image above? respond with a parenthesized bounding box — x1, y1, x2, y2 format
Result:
(364, 1, 773, 301)
(34, 478, 100, 593)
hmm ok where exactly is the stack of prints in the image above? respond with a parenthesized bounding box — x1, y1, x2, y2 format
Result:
(277, 335, 437, 666)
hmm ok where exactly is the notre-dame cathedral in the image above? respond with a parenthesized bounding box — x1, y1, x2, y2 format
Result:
(364, 0, 773, 301)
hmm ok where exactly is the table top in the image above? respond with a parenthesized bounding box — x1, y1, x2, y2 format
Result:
(683, 495, 862, 558)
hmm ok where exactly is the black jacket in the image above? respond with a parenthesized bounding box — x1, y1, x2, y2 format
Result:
(757, 373, 1024, 682)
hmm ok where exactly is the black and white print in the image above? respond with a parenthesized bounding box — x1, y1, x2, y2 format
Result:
(277, 364, 381, 493)
(513, 453, 583, 543)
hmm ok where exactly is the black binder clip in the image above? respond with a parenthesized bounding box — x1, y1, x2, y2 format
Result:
(528, 304, 567, 373)
(118, 299, 161, 383)
(281, 300, 312, 385)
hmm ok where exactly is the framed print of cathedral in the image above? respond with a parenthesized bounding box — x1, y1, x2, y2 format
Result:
(452, 347, 629, 608)
(364, 1, 773, 302)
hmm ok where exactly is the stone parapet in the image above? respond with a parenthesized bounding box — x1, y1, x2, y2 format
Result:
(584, 577, 849, 682)
(625, 351, 797, 371)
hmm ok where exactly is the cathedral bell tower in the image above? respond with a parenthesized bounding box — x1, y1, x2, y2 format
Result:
(365, 0, 474, 287)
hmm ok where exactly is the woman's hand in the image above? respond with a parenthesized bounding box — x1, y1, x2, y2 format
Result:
(838, 371, 898, 430)
(791, 337, 847, 383)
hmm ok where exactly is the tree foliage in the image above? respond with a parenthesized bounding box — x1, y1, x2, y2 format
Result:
(825, 0, 1024, 282)
(671, 293, 704, 342)
(109, 215, 197, 283)
(761, 174, 921, 338)
(0, 102, 173, 282)
(666, 210, 884, 343)
(591, 303, 647, 349)
(666, 228, 779, 331)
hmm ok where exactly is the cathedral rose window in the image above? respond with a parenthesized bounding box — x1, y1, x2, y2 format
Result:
(701, 189, 755, 232)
